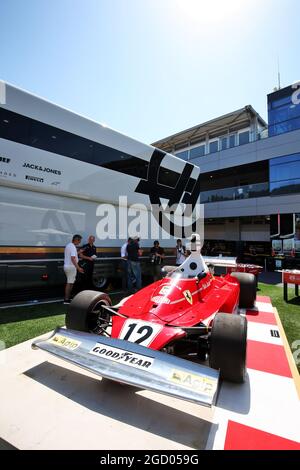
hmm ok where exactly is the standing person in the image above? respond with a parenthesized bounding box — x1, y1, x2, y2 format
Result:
(120, 237, 132, 290)
(127, 236, 142, 292)
(63, 234, 84, 304)
(175, 239, 187, 266)
(150, 240, 165, 281)
(79, 235, 97, 289)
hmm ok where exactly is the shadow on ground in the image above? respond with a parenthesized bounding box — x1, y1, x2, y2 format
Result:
(25, 361, 212, 449)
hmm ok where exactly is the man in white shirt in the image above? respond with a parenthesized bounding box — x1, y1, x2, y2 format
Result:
(64, 234, 84, 304)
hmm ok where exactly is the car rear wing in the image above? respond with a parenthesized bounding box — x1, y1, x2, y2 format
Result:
(32, 327, 219, 408)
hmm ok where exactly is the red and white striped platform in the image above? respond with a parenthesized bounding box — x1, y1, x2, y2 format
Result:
(207, 295, 300, 450)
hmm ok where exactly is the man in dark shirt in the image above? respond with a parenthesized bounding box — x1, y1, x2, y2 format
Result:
(127, 236, 142, 292)
(79, 235, 97, 289)
(150, 240, 165, 281)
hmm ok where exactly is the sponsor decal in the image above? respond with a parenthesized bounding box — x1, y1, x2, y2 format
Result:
(183, 290, 193, 305)
(199, 280, 212, 292)
(25, 175, 44, 183)
(119, 319, 163, 346)
(49, 334, 81, 350)
(151, 295, 171, 305)
(169, 369, 216, 396)
(89, 342, 154, 370)
(159, 285, 172, 295)
(22, 162, 62, 175)
(0, 170, 16, 178)
(0, 156, 10, 164)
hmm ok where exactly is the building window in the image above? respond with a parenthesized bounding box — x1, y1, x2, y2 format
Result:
(268, 85, 300, 136)
(190, 145, 205, 159)
(175, 150, 189, 160)
(269, 153, 300, 195)
(220, 137, 228, 151)
(239, 130, 250, 145)
(229, 134, 236, 148)
(209, 140, 219, 154)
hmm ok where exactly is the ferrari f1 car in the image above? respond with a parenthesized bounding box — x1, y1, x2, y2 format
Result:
(33, 235, 257, 408)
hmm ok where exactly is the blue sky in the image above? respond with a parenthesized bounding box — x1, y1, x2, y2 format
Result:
(0, 0, 299, 144)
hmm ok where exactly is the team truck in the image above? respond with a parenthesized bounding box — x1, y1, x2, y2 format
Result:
(0, 81, 202, 302)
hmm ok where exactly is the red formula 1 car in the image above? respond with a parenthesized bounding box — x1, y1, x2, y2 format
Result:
(33, 236, 257, 408)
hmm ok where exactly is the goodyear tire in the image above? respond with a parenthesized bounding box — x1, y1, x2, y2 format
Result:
(209, 313, 247, 383)
(230, 272, 256, 309)
(66, 290, 112, 333)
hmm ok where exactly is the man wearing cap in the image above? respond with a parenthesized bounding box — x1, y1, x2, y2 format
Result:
(127, 236, 142, 292)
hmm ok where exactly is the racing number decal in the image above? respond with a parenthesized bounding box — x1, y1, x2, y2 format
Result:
(119, 319, 162, 346)
(123, 323, 153, 344)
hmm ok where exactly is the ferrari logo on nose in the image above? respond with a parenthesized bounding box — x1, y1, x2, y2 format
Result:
(183, 290, 193, 305)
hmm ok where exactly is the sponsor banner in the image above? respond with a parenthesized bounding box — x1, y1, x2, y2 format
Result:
(89, 342, 154, 370)
(283, 271, 300, 285)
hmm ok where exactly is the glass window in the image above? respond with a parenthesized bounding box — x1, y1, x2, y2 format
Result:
(209, 141, 218, 154)
(0, 106, 134, 167)
(220, 137, 228, 151)
(269, 153, 300, 195)
(239, 131, 250, 145)
(229, 134, 236, 148)
(268, 87, 300, 136)
(176, 150, 189, 160)
(190, 145, 205, 159)
(0, 107, 30, 145)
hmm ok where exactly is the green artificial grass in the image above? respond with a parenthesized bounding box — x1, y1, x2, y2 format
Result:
(0, 303, 65, 349)
(258, 282, 300, 373)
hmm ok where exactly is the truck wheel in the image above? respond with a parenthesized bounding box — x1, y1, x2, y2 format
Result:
(66, 290, 112, 333)
(230, 272, 256, 309)
(209, 313, 247, 383)
(92, 274, 109, 290)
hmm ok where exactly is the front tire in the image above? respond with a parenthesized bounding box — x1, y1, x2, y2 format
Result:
(230, 272, 256, 309)
(66, 290, 112, 333)
(209, 313, 247, 383)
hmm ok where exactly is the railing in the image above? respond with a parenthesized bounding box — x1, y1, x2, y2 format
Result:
(200, 181, 269, 204)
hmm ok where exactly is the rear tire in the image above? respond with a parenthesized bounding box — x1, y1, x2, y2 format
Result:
(66, 290, 112, 333)
(230, 272, 256, 309)
(209, 313, 247, 383)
